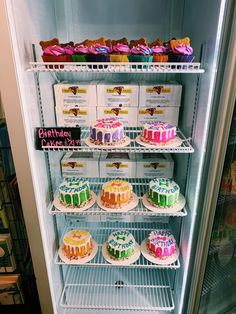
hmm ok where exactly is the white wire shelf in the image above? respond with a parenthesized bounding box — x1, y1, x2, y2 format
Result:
(55, 222, 180, 269)
(50, 178, 187, 218)
(60, 267, 174, 311)
(28, 61, 204, 73)
(42, 127, 194, 153)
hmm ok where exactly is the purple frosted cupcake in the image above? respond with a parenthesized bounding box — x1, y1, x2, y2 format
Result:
(86, 44, 111, 64)
(72, 45, 89, 62)
(169, 44, 194, 62)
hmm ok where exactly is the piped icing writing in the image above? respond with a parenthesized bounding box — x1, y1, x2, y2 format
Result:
(107, 230, 135, 259)
(141, 122, 176, 144)
(90, 118, 125, 145)
(148, 178, 180, 207)
(62, 229, 92, 259)
(101, 179, 132, 208)
(148, 229, 176, 259)
(59, 177, 90, 207)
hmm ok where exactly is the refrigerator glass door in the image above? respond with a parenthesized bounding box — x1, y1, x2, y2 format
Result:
(199, 106, 236, 314)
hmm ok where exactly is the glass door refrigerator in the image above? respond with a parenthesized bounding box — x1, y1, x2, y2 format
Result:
(0, 1, 235, 314)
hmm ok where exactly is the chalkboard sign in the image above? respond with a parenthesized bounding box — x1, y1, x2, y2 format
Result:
(35, 127, 81, 150)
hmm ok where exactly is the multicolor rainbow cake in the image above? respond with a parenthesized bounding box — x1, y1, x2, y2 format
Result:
(90, 118, 125, 145)
(107, 230, 136, 259)
(59, 177, 91, 207)
(148, 178, 180, 207)
(147, 229, 177, 260)
(141, 122, 176, 144)
(62, 229, 92, 259)
(101, 179, 133, 208)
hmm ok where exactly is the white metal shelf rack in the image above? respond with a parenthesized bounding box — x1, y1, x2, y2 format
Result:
(50, 178, 187, 218)
(42, 127, 194, 153)
(55, 222, 180, 269)
(60, 267, 174, 311)
(28, 61, 204, 74)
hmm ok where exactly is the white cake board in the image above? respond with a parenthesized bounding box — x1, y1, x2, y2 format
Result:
(142, 193, 186, 213)
(58, 239, 98, 264)
(84, 136, 131, 149)
(53, 191, 97, 213)
(102, 242, 141, 265)
(140, 239, 179, 265)
(135, 135, 183, 148)
(97, 192, 139, 212)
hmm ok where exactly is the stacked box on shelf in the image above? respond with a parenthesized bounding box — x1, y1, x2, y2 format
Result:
(138, 82, 182, 126)
(99, 152, 136, 178)
(54, 82, 98, 127)
(97, 81, 139, 126)
(0, 274, 24, 304)
(0, 233, 16, 272)
(61, 152, 100, 178)
(136, 153, 174, 178)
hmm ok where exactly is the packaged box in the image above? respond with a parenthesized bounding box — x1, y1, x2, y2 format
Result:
(97, 107, 137, 127)
(138, 107, 179, 126)
(61, 152, 100, 178)
(97, 82, 139, 107)
(0, 274, 24, 304)
(56, 106, 97, 127)
(54, 82, 97, 107)
(99, 152, 136, 178)
(0, 234, 16, 272)
(139, 82, 182, 107)
(136, 153, 174, 178)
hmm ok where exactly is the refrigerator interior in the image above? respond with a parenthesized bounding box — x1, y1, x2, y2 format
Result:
(5, 0, 227, 313)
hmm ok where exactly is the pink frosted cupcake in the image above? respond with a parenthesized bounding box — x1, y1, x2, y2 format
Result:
(152, 46, 169, 62)
(72, 45, 89, 62)
(169, 44, 194, 62)
(110, 44, 130, 62)
(86, 44, 111, 62)
(128, 45, 153, 62)
(42, 45, 69, 68)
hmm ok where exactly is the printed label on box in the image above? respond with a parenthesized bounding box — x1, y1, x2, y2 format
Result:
(97, 107, 137, 126)
(138, 107, 179, 126)
(61, 152, 99, 178)
(97, 83, 139, 107)
(136, 153, 174, 178)
(139, 83, 182, 107)
(54, 83, 97, 107)
(56, 106, 97, 127)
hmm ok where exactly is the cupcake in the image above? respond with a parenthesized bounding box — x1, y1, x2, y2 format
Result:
(72, 45, 89, 62)
(63, 44, 74, 62)
(40, 38, 71, 68)
(41, 45, 69, 69)
(151, 45, 169, 62)
(128, 44, 153, 63)
(168, 37, 194, 62)
(86, 44, 111, 68)
(110, 43, 130, 62)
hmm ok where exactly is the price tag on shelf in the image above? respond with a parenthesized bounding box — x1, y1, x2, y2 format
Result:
(135, 216, 169, 223)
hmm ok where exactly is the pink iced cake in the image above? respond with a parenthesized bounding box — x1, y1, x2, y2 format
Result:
(90, 118, 125, 145)
(147, 229, 177, 259)
(141, 122, 176, 144)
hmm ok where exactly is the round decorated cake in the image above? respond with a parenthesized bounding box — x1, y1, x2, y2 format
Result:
(62, 229, 92, 259)
(59, 177, 91, 207)
(147, 230, 177, 259)
(141, 122, 176, 144)
(101, 179, 133, 208)
(90, 118, 125, 145)
(148, 178, 179, 207)
(107, 230, 135, 259)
